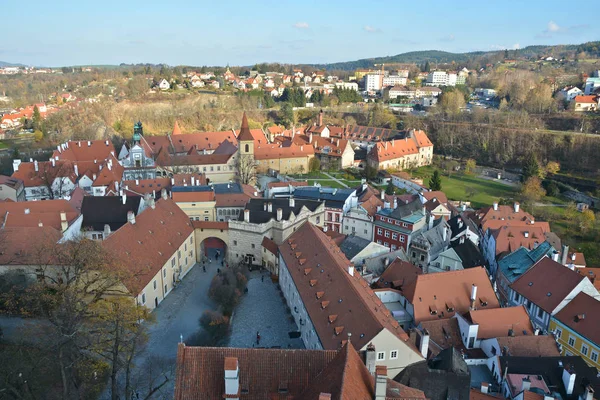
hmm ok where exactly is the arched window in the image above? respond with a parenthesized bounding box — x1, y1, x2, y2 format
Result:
(244, 144, 249, 153)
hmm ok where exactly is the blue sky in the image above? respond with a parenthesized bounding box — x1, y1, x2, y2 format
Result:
(2, 0, 598, 67)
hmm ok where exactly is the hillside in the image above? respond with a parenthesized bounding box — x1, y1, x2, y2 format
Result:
(0, 61, 25, 67)
(308, 42, 600, 70)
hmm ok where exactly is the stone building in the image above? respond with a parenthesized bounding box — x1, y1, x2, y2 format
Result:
(228, 198, 324, 266)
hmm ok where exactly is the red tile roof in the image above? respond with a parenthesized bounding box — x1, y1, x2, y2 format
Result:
(369, 138, 420, 162)
(0, 199, 79, 230)
(510, 257, 587, 313)
(172, 120, 182, 135)
(191, 221, 228, 230)
(279, 222, 419, 353)
(237, 112, 255, 142)
(102, 198, 193, 295)
(553, 292, 600, 345)
(375, 259, 422, 289)
(52, 139, 116, 162)
(495, 335, 560, 357)
(467, 306, 533, 338)
(172, 191, 215, 202)
(402, 267, 500, 324)
(0, 226, 62, 265)
(575, 95, 598, 104)
(174, 343, 425, 400)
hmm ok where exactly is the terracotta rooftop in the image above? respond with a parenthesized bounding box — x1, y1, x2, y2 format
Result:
(52, 139, 116, 162)
(495, 335, 560, 357)
(576, 268, 600, 291)
(422, 191, 448, 204)
(237, 112, 255, 142)
(419, 318, 465, 356)
(402, 267, 500, 324)
(553, 292, 600, 346)
(510, 257, 588, 314)
(0, 199, 79, 231)
(0, 226, 62, 265)
(469, 388, 503, 400)
(375, 259, 422, 290)
(368, 138, 420, 162)
(172, 190, 215, 203)
(492, 225, 550, 256)
(261, 236, 278, 255)
(102, 198, 193, 295)
(174, 343, 426, 400)
(575, 95, 598, 104)
(279, 222, 420, 354)
(467, 306, 534, 338)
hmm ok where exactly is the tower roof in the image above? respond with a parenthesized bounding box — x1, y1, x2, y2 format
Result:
(237, 112, 255, 141)
(172, 120, 182, 135)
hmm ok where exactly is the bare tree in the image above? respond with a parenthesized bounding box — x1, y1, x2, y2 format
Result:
(30, 161, 74, 199)
(235, 154, 257, 185)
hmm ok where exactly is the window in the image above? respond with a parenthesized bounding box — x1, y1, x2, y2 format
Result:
(392, 233, 398, 240)
(178, 250, 181, 259)
(402, 222, 408, 228)
(316, 216, 320, 224)
(377, 240, 382, 245)
(513, 292, 520, 302)
(581, 344, 589, 356)
(204, 216, 209, 221)
(171, 258, 175, 267)
(251, 244, 255, 249)
(555, 328, 562, 338)
(234, 240, 238, 246)
(391, 245, 397, 251)
(390, 350, 398, 359)
(385, 231, 390, 238)
(190, 237, 193, 244)
(568, 336, 575, 347)
(591, 351, 598, 363)
(377, 351, 385, 361)
(185, 244, 187, 252)
(400, 236, 405, 243)
(377, 228, 383, 235)
(384, 242, 389, 248)
(141, 293, 146, 305)
(163, 269, 166, 278)
(245, 144, 249, 153)
(420, 254, 425, 262)
(537, 307, 544, 318)
(164, 285, 168, 293)
(153, 280, 157, 290)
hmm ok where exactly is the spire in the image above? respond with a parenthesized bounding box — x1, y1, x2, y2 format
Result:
(172, 120, 182, 135)
(237, 112, 254, 141)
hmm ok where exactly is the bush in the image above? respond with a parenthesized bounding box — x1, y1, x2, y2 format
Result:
(208, 264, 248, 315)
(542, 180, 559, 197)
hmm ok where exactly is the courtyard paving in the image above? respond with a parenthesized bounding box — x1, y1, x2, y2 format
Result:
(229, 270, 304, 349)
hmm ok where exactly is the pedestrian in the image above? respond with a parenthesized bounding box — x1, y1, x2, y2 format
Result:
(221, 260, 224, 266)
(203, 265, 206, 272)
(256, 331, 261, 345)
(209, 258, 212, 264)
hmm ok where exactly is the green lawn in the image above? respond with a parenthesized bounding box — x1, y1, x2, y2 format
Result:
(0, 141, 8, 149)
(412, 166, 518, 209)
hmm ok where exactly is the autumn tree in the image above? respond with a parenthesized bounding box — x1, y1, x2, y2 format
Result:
(520, 176, 546, 204)
(429, 170, 442, 191)
(309, 157, 321, 173)
(440, 91, 465, 116)
(545, 161, 560, 175)
(579, 209, 596, 234)
(465, 159, 476, 175)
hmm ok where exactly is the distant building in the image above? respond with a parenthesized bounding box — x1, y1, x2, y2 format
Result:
(158, 79, 170, 90)
(0, 175, 25, 201)
(574, 95, 598, 112)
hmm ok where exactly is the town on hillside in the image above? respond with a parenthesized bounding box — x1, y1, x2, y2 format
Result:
(1, 109, 599, 400)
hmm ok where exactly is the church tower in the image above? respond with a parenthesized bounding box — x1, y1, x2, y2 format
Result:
(237, 112, 255, 157)
(132, 121, 143, 145)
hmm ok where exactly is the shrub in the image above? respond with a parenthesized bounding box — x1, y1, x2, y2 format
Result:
(208, 264, 248, 315)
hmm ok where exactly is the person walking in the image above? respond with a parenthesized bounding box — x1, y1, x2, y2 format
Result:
(256, 331, 261, 345)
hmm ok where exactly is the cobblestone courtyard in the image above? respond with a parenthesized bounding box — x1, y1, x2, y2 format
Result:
(229, 270, 304, 349)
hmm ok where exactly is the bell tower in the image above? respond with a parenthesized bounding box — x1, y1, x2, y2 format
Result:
(237, 112, 254, 157)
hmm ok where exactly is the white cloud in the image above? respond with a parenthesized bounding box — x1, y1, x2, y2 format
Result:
(547, 21, 561, 32)
(293, 22, 309, 29)
(439, 34, 455, 42)
(512, 43, 520, 50)
(364, 25, 380, 33)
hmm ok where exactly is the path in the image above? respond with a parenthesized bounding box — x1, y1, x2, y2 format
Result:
(229, 270, 304, 349)
(322, 172, 349, 188)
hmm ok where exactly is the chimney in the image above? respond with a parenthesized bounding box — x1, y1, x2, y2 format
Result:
(571, 253, 576, 261)
(514, 202, 520, 213)
(348, 265, 354, 276)
(374, 366, 387, 400)
(38, 220, 43, 227)
(289, 198, 295, 207)
(561, 245, 569, 265)
(24, 208, 30, 215)
(393, 197, 398, 209)
(524, 231, 529, 238)
(105, 140, 109, 146)
(480, 383, 489, 394)
(171, 177, 175, 185)
(365, 343, 376, 375)
(244, 209, 250, 223)
(135, 179, 139, 185)
(428, 215, 434, 230)
(87, 141, 91, 147)
(323, 225, 328, 232)
(60, 211, 68, 231)
(103, 224, 111, 237)
(416, 329, 430, 358)
(319, 394, 332, 400)
(380, 190, 385, 200)
(224, 357, 240, 400)
(148, 198, 156, 209)
(78, 141, 81, 147)
(34, 160, 39, 172)
(276, 208, 283, 221)
(191, 176, 195, 186)
(470, 284, 478, 310)
(122, 193, 127, 204)
(51, 158, 55, 167)
(384, 257, 390, 266)
(12, 159, 21, 172)
(57, 145, 62, 153)
(127, 211, 136, 225)
(562, 366, 576, 395)
(443, 226, 448, 242)
(461, 203, 467, 212)
(583, 385, 595, 400)
(92, 173, 97, 180)
(74, 164, 79, 176)
(376, 205, 382, 212)
(161, 188, 168, 200)
(114, 181, 119, 192)
(522, 376, 531, 392)
(267, 202, 273, 213)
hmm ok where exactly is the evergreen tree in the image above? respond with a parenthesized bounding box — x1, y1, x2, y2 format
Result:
(429, 170, 442, 191)
(32, 105, 41, 131)
(521, 153, 542, 182)
(385, 181, 395, 195)
(423, 61, 431, 72)
(504, 49, 509, 59)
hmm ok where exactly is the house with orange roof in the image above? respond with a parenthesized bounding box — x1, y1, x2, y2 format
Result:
(52, 139, 116, 162)
(12, 158, 79, 200)
(279, 222, 425, 372)
(342, 183, 385, 241)
(574, 95, 598, 112)
(367, 130, 433, 171)
(102, 193, 195, 310)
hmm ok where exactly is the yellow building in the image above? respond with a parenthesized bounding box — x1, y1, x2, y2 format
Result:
(550, 292, 600, 370)
(172, 189, 217, 222)
(103, 194, 196, 311)
(355, 69, 375, 80)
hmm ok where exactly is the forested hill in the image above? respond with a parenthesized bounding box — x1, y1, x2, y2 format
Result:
(308, 42, 600, 70)
(0, 61, 25, 67)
